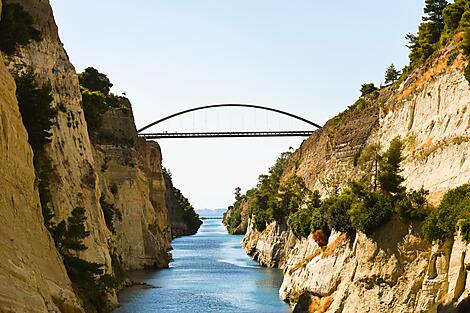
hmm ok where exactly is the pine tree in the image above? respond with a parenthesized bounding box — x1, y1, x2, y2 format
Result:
(384, 64, 400, 84)
(378, 137, 405, 194)
(423, 0, 449, 35)
(15, 69, 56, 152)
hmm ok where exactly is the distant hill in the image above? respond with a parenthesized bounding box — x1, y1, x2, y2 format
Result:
(196, 208, 226, 218)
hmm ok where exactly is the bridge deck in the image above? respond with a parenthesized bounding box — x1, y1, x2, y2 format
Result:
(139, 131, 314, 139)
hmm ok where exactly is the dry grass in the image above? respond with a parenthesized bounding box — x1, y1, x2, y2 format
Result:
(323, 234, 346, 257)
(289, 248, 322, 274)
(396, 33, 465, 102)
(308, 296, 334, 313)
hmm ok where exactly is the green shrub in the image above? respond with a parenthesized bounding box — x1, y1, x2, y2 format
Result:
(360, 83, 378, 97)
(422, 184, 470, 242)
(465, 63, 470, 85)
(309, 206, 329, 234)
(99, 196, 120, 233)
(79, 67, 113, 94)
(15, 69, 57, 228)
(349, 191, 393, 235)
(288, 209, 312, 239)
(0, 3, 41, 54)
(323, 193, 354, 233)
(15, 69, 56, 151)
(447, 50, 458, 65)
(378, 137, 405, 194)
(396, 188, 430, 220)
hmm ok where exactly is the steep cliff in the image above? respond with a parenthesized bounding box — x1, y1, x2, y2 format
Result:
(0, 3, 82, 311)
(0, 0, 177, 311)
(2, 0, 114, 274)
(240, 39, 470, 312)
(93, 100, 172, 269)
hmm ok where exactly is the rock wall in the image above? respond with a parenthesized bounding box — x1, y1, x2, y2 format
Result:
(3, 0, 113, 272)
(242, 44, 470, 312)
(93, 101, 172, 269)
(1, 0, 176, 310)
(0, 5, 83, 311)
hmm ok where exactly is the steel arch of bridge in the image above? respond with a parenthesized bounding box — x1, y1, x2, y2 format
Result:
(137, 103, 322, 138)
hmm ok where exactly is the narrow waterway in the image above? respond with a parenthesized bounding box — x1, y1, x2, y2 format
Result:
(114, 218, 289, 313)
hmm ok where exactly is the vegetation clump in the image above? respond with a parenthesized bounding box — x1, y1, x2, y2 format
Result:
(15, 69, 57, 228)
(52, 207, 122, 312)
(422, 184, 470, 242)
(78, 67, 128, 139)
(0, 3, 41, 54)
(237, 137, 439, 245)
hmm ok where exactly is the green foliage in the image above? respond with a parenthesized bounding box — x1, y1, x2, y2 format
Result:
(79, 67, 113, 94)
(53, 207, 90, 254)
(99, 196, 120, 233)
(15, 69, 57, 229)
(247, 151, 293, 230)
(396, 188, 430, 220)
(422, 184, 470, 242)
(15, 69, 56, 151)
(360, 83, 378, 97)
(173, 186, 202, 231)
(348, 184, 393, 234)
(323, 192, 355, 233)
(0, 3, 41, 54)
(442, 0, 470, 43)
(288, 209, 312, 239)
(52, 207, 121, 312)
(80, 87, 108, 138)
(378, 137, 405, 194)
(385, 64, 400, 84)
(465, 63, 470, 85)
(78, 67, 126, 139)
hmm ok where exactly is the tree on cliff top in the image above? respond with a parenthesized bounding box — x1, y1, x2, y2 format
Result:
(384, 64, 400, 84)
(79, 67, 113, 95)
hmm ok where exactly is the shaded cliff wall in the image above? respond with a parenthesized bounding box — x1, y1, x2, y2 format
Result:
(93, 101, 172, 269)
(3, 0, 113, 271)
(242, 42, 470, 312)
(0, 3, 83, 311)
(163, 172, 202, 237)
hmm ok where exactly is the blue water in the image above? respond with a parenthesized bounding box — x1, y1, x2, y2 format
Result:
(114, 219, 290, 313)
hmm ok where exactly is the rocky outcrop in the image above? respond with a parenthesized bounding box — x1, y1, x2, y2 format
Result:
(0, 17, 83, 313)
(163, 172, 202, 237)
(93, 101, 172, 269)
(242, 43, 470, 312)
(223, 200, 250, 235)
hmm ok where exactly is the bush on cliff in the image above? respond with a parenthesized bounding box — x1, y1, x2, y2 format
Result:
(78, 67, 126, 139)
(0, 3, 41, 54)
(422, 183, 470, 242)
(53, 207, 121, 312)
(15, 68, 57, 228)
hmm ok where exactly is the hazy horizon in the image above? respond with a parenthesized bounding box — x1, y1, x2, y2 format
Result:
(50, 0, 423, 209)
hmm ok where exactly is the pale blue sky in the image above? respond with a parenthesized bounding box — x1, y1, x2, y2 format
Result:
(50, 0, 424, 210)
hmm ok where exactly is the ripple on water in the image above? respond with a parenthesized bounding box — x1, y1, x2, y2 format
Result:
(114, 219, 289, 313)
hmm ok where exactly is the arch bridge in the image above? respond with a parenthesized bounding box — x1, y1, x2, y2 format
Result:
(137, 104, 321, 139)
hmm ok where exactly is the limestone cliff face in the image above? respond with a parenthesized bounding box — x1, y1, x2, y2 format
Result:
(242, 45, 470, 312)
(0, 18, 83, 313)
(3, 0, 113, 272)
(1, 0, 176, 310)
(93, 101, 172, 269)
